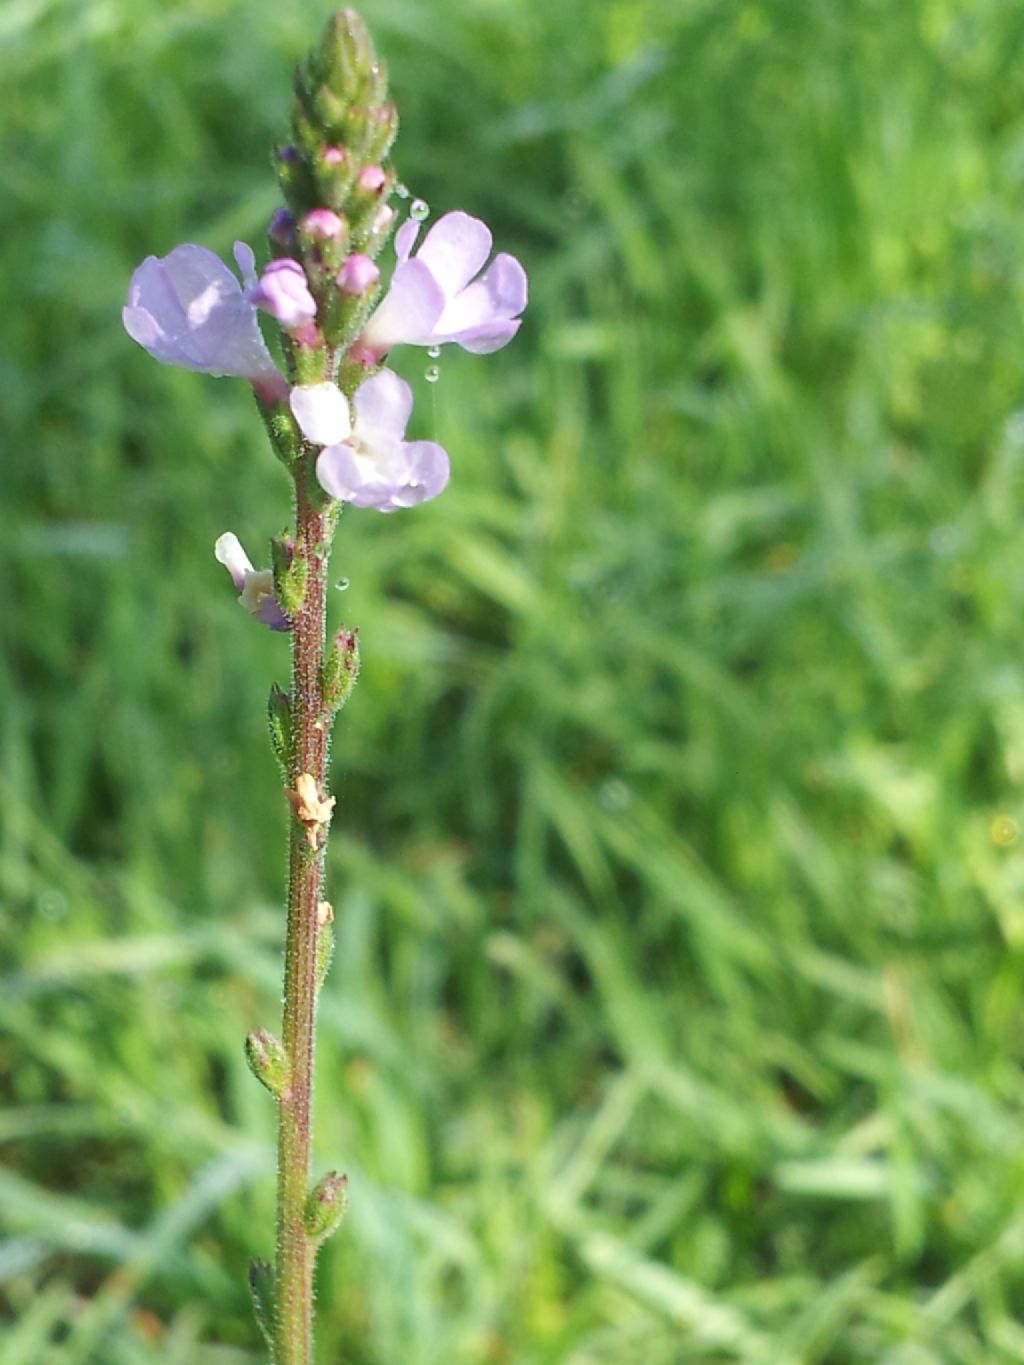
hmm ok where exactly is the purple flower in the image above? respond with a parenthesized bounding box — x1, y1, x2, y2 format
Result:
(268, 209, 297, 252)
(240, 249, 318, 330)
(214, 533, 291, 631)
(123, 243, 287, 400)
(289, 371, 449, 513)
(358, 210, 527, 359)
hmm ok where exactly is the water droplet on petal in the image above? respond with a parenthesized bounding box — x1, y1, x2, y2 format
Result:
(394, 183, 410, 200)
(425, 365, 440, 383)
(427, 344, 441, 359)
(335, 577, 350, 591)
(410, 198, 429, 221)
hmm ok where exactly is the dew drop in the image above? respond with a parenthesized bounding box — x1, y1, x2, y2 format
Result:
(37, 889, 68, 922)
(427, 344, 442, 359)
(598, 778, 631, 812)
(335, 577, 350, 591)
(410, 198, 430, 221)
(394, 182, 410, 200)
(425, 365, 440, 383)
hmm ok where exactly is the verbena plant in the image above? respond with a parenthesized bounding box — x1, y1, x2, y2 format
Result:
(121, 11, 527, 1360)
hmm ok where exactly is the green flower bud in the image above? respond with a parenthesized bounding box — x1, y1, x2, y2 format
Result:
(267, 683, 292, 778)
(314, 10, 378, 103)
(282, 7, 398, 235)
(245, 1028, 291, 1099)
(304, 1170, 348, 1242)
(323, 626, 360, 713)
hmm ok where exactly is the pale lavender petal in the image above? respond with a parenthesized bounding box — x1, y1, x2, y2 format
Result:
(214, 532, 254, 592)
(394, 219, 421, 263)
(444, 318, 522, 355)
(435, 254, 528, 339)
(290, 383, 352, 446)
(359, 259, 446, 352)
(315, 434, 449, 512)
(352, 369, 413, 442)
(124, 244, 283, 384)
(415, 211, 493, 296)
(123, 254, 207, 368)
(315, 443, 371, 504)
(256, 596, 292, 631)
(390, 440, 450, 505)
(233, 240, 258, 288)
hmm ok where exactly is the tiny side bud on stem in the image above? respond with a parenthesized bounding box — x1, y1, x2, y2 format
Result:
(246, 1028, 291, 1099)
(323, 626, 360, 714)
(304, 1170, 348, 1242)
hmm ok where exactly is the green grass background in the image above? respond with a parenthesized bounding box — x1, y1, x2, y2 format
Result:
(5, 0, 1024, 1359)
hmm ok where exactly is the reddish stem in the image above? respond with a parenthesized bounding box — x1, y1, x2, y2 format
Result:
(274, 476, 331, 1365)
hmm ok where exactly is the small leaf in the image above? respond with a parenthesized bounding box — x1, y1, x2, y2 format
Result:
(272, 537, 308, 616)
(249, 1258, 276, 1356)
(267, 684, 292, 778)
(316, 900, 335, 991)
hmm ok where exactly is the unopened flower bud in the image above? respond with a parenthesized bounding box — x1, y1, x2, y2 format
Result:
(366, 102, 399, 163)
(245, 1028, 290, 1098)
(323, 145, 347, 167)
(362, 203, 396, 253)
(304, 1170, 348, 1242)
(323, 626, 360, 713)
(302, 208, 346, 240)
(250, 259, 317, 330)
(357, 164, 386, 194)
(268, 208, 297, 254)
(337, 254, 379, 297)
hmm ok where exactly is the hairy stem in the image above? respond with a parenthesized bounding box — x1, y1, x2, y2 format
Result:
(275, 470, 332, 1365)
